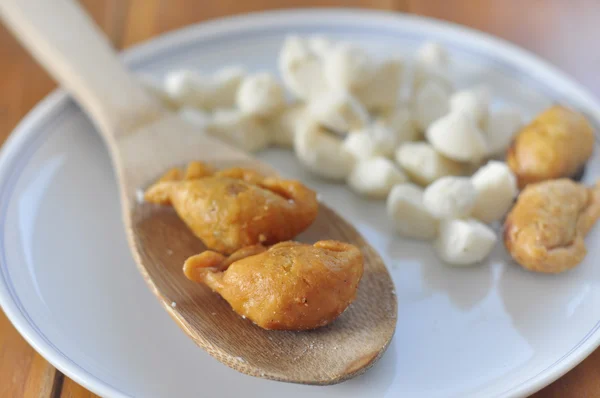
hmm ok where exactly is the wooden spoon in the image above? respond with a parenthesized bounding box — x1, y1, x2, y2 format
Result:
(0, 0, 397, 385)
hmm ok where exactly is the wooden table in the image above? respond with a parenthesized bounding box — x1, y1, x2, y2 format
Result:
(1, 1, 599, 396)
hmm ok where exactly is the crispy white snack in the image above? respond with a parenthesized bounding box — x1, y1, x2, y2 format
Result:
(386, 183, 438, 239)
(164, 69, 209, 108)
(236, 73, 285, 117)
(268, 103, 306, 148)
(307, 35, 335, 58)
(395, 142, 464, 186)
(375, 107, 420, 143)
(471, 161, 518, 223)
(416, 42, 449, 67)
(347, 157, 407, 198)
(323, 43, 374, 91)
(355, 58, 403, 111)
(208, 67, 246, 109)
(423, 176, 477, 219)
(294, 120, 355, 181)
(449, 86, 491, 128)
(414, 80, 451, 132)
(279, 36, 329, 100)
(343, 124, 399, 160)
(164, 68, 245, 110)
(343, 130, 382, 161)
(426, 111, 488, 162)
(435, 218, 497, 266)
(205, 109, 270, 152)
(138, 74, 178, 109)
(484, 107, 523, 156)
(177, 106, 211, 128)
(308, 91, 369, 133)
(413, 42, 452, 92)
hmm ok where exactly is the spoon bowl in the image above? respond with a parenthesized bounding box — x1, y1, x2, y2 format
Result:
(0, 0, 397, 384)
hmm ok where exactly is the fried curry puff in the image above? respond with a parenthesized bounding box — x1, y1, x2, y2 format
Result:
(184, 240, 364, 330)
(507, 105, 594, 189)
(504, 179, 600, 273)
(145, 161, 319, 254)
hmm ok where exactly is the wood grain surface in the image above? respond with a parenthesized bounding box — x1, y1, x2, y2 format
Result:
(1, 0, 599, 396)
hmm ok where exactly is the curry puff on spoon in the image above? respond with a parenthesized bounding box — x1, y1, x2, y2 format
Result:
(0, 0, 397, 385)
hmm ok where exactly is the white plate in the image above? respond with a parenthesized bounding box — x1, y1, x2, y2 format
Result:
(2, 9, 600, 398)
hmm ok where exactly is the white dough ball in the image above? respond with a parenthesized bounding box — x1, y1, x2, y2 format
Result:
(435, 218, 497, 266)
(423, 176, 477, 219)
(484, 107, 523, 156)
(294, 120, 355, 181)
(374, 106, 420, 143)
(386, 183, 438, 240)
(449, 86, 491, 128)
(347, 157, 407, 198)
(413, 42, 453, 93)
(279, 36, 329, 100)
(268, 103, 306, 148)
(470, 161, 518, 223)
(395, 142, 464, 186)
(426, 111, 488, 162)
(205, 109, 270, 153)
(236, 73, 285, 117)
(308, 91, 369, 133)
(414, 80, 451, 132)
(324, 43, 375, 91)
(355, 58, 403, 111)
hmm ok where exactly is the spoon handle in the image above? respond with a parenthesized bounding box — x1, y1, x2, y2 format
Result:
(0, 0, 163, 144)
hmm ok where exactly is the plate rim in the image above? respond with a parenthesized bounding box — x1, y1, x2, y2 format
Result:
(1, 8, 599, 398)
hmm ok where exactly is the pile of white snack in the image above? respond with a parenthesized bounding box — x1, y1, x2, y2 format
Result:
(142, 36, 524, 267)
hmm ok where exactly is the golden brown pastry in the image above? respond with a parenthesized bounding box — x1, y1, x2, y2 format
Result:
(507, 105, 594, 189)
(184, 240, 364, 330)
(145, 162, 319, 254)
(503, 179, 600, 273)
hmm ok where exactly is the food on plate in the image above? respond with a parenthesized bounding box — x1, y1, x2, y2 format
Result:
(412, 41, 453, 93)
(347, 157, 407, 198)
(164, 67, 245, 109)
(307, 90, 369, 133)
(294, 120, 355, 181)
(278, 36, 329, 100)
(435, 218, 497, 266)
(267, 103, 306, 148)
(484, 107, 523, 157)
(503, 179, 600, 273)
(471, 161, 518, 224)
(236, 73, 285, 117)
(507, 105, 595, 188)
(374, 106, 419, 143)
(152, 37, 600, 274)
(426, 110, 488, 162)
(395, 141, 465, 186)
(323, 43, 374, 91)
(449, 86, 491, 129)
(354, 58, 403, 111)
(307, 35, 335, 57)
(343, 129, 387, 161)
(413, 80, 451, 132)
(386, 183, 438, 239)
(144, 162, 319, 254)
(183, 240, 364, 330)
(423, 176, 477, 219)
(204, 109, 271, 153)
(343, 124, 398, 160)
